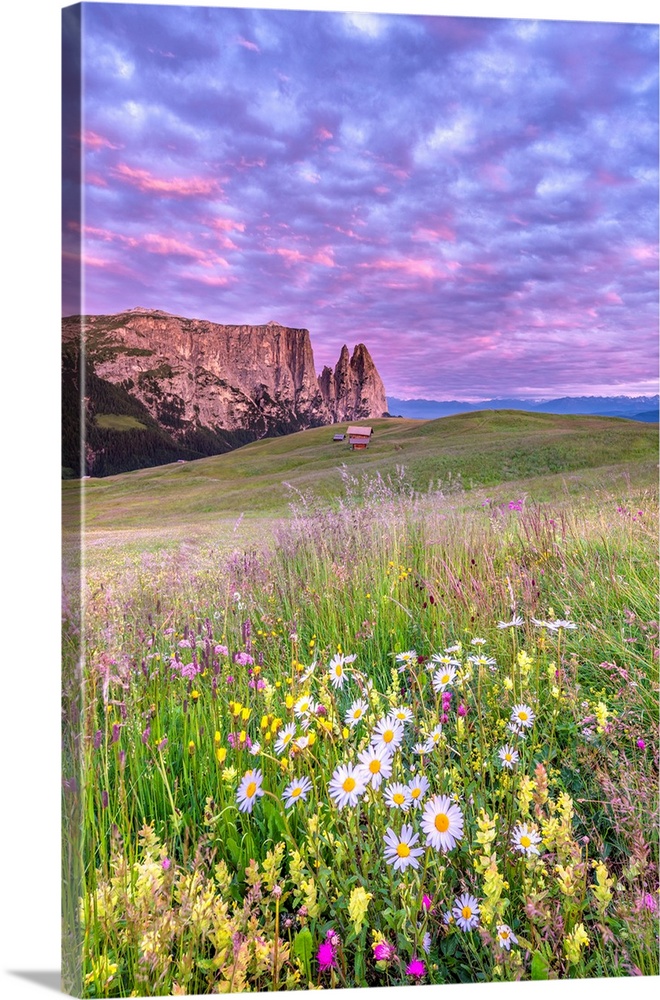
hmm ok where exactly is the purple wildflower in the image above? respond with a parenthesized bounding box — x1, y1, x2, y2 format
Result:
(214, 644, 229, 656)
(93, 730, 103, 750)
(317, 941, 336, 972)
(233, 651, 254, 667)
(422, 893, 433, 911)
(101, 790, 109, 809)
(406, 958, 426, 978)
(161, 857, 171, 871)
(457, 704, 468, 717)
(180, 661, 200, 680)
(111, 723, 121, 743)
(157, 737, 168, 752)
(141, 725, 151, 745)
(373, 941, 396, 962)
(637, 738, 646, 749)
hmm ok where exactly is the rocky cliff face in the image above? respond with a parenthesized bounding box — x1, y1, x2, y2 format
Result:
(319, 342, 387, 422)
(62, 309, 387, 475)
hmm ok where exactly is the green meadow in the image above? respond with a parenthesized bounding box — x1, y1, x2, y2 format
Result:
(62, 412, 659, 996)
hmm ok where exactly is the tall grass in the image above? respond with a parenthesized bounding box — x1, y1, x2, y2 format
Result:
(65, 472, 658, 995)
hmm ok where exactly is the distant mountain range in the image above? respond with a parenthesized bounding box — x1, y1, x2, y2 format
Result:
(387, 395, 659, 423)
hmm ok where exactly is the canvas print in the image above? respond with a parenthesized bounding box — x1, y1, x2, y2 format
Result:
(61, 3, 659, 996)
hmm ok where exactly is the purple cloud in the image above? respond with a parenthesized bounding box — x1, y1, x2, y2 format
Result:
(66, 5, 659, 400)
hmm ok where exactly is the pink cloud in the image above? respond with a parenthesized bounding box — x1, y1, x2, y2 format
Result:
(112, 163, 220, 197)
(86, 172, 109, 187)
(603, 291, 623, 305)
(359, 257, 447, 280)
(630, 243, 658, 263)
(274, 245, 335, 268)
(316, 127, 334, 141)
(237, 36, 260, 52)
(82, 130, 121, 150)
(412, 224, 456, 243)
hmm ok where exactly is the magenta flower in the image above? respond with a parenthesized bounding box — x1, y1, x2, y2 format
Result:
(161, 857, 171, 871)
(214, 644, 229, 656)
(406, 958, 426, 978)
(422, 893, 433, 911)
(317, 941, 336, 971)
(373, 941, 396, 962)
(637, 738, 646, 749)
(233, 651, 254, 666)
(457, 703, 468, 717)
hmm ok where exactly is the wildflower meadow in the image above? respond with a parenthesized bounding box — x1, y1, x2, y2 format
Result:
(63, 469, 658, 996)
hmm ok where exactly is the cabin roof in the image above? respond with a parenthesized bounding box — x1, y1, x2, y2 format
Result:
(346, 425, 372, 437)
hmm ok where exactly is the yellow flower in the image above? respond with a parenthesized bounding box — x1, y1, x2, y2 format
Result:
(285, 695, 294, 709)
(241, 707, 251, 722)
(348, 886, 373, 934)
(214, 730, 222, 743)
(188, 740, 196, 755)
(191, 689, 200, 700)
(216, 747, 227, 764)
(239, 730, 247, 743)
(503, 677, 514, 691)
(564, 923, 590, 965)
(342, 727, 349, 740)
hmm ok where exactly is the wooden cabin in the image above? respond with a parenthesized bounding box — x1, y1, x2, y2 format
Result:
(347, 426, 373, 450)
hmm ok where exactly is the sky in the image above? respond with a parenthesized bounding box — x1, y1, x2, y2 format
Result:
(65, 3, 659, 400)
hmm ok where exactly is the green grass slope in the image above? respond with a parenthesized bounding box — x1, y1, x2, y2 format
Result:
(65, 411, 658, 536)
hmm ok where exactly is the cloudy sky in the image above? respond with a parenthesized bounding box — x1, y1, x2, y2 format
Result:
(66, 3, 658, 400)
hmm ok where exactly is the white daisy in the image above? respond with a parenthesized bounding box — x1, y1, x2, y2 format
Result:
(421, 931, 431, 954)
(422, 724, 444, 753)
(497, 615, 524, 629)
(236, 769, 264, 813)
(299, 661, 317, 684)
(294, 735, 311, 750)
(383, 823, 424, 872)
(384, 782, 412, 810)
(371, 715, 405, 753)
(452, 893, 480, 931)
(506, 721, 528, 740)
(328, 653, 353, 689)
(468, 653, 497, 670)
(413, 742, 428, 755)
(498, 745, 519, 769)
(432, 665, 457, 692)
(431, 652, 461, 668)
(496, 924, 518, 950)
(470, 637, 487, 646)
(392, 706, 413, 724)
(248, 741, 261, 756)
(294, 694, 316, 718)
(328, 762, 367, 809)
(510, 704, 535, 729)
(421, 794, 464, 851)
(395, 650, 418, 672)
(444, 643, 461, 654)
(282, 775, 312, 808)
(408, 774, 430, 808)
(511, 822, 542, 856)
(549, 619, 578, 631)
(344, 699, 369, 728)
(357, 744, 393, 790)
(274, 722, 296, 755)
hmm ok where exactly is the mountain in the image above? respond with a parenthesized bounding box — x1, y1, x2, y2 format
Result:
(62, 309, 387, 478)
(387, 395, 659, 421)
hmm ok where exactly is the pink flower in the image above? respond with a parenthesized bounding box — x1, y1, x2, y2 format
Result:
(406, 958, 426, 978)
(373, 941, 396, 962)
(214, 644, 229, 656)
(637, 738, 646, 749)
(422, 893, 433, 911)
(161, 857, 171, 871)
(642, 893, 657, 912)
(317, 941, 336, 971)
(457, 703, 468, 717)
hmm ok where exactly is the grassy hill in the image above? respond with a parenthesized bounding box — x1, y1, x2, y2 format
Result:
(64, 411, 658, 545)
